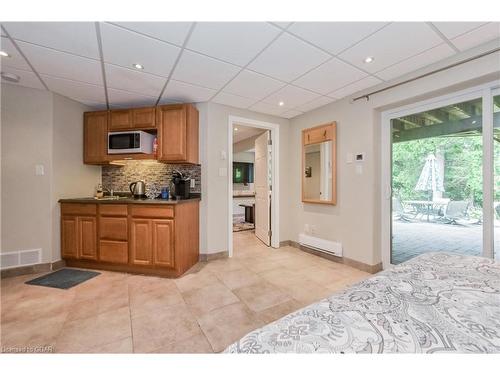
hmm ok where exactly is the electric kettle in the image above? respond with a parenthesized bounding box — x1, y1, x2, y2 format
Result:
(129, 180, 146, 198)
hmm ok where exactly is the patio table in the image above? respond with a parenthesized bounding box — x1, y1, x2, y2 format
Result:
(404, 200, 447, 222)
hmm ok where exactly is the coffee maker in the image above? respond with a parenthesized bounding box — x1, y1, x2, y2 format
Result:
(171, 171, 190, 199)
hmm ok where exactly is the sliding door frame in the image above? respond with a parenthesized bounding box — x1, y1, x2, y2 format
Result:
(381, 80, 500, 269)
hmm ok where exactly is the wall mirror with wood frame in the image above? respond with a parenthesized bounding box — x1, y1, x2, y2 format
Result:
(302, 122, 337, 205)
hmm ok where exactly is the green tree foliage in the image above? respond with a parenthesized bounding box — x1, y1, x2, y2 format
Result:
(392, 135, 484, 207)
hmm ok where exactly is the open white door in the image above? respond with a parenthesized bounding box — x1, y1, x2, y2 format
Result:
(254, 130, 271, 246)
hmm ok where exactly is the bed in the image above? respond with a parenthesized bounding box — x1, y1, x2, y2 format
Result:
(225, 253, 500, 353)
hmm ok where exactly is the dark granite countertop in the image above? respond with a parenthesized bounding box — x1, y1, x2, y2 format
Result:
(59, 196, 200, 205)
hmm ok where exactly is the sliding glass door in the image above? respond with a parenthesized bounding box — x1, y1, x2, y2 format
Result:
(382, 83, 499, 267)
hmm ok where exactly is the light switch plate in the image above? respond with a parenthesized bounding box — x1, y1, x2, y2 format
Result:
(346, 153, 353, 163)
(356, 165, 363, 175)
(35, 164, 45, 176)
(219, 167, 227, 177)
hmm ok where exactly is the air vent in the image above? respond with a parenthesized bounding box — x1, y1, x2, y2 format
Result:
(1, 249, 42, 270)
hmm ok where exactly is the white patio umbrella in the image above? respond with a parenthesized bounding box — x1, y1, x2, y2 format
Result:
(415, 153, 444, 198)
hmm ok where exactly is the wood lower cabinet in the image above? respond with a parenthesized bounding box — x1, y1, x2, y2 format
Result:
(61, 214, 97, 260)
(60, 201, 199, 277)
(130, 219, 153, 265)
(152, 219, 174, 267)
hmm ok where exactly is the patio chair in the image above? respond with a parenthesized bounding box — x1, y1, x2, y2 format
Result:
(442, 200, 469, 225)
(392, 197, 412, 222)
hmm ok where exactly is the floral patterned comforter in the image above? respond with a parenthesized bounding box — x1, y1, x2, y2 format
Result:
(225, 253, 500, 353)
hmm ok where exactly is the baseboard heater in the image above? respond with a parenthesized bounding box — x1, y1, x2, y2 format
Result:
(298, 233, 343, 257)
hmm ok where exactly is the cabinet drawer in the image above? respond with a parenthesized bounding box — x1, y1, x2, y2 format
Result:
(99, 217, 128, 241)
(130, 205, 174, 218)
(99, 204, 128, 217)
(304, 126, 333, 145)
(61, 203, 97, 216)
(99, 241, 128, 264)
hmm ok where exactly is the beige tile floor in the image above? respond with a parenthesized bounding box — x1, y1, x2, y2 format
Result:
(0, 231, 370, 353)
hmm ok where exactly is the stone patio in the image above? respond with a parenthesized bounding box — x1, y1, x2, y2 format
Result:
(392, 220, 500, 264)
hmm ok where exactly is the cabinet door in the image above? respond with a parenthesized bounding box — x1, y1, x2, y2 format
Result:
(79, 216, 97, 260)
(130, 219, 153, 265)
(303, 125, 333, 145)
(61, 216, 78, 259)
(157, 105, 187, 161)
(84, 111, 108, 164)
(132, 107, 156, 129)
(152, 219, 175, 268)
(109, 110, 133, 131)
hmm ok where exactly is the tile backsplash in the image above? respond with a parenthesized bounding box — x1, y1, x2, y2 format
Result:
(102, 161, 201, 194)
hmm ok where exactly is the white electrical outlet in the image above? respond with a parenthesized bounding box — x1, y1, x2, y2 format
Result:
(219, 167, 227, 177)
(305, 224, 310, 234)
(190, 178, 195, 188)
(310, 225, 317, 235)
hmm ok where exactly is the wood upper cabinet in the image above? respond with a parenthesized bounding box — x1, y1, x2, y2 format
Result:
(84, 111, 108, 164)
(303, 124, 334, 145)
(152, 219, 174, 267)
(130, 219, 153, 265)
(109, 107, 156, 131)
(157, 104, 199, 164)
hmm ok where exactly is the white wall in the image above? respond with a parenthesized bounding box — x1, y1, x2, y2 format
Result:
(289, 45, 500, 267)
(197, 102, 290, 254)
(51, 94, 102, 262)
(1, 84, 100, 264)
(1, 84, 53, 262)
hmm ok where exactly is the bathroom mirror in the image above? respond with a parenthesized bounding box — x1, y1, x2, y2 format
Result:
(302, 122, 336, 205)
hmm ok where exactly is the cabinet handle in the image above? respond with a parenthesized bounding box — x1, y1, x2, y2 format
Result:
(323, 130, 327, 138)
(307, 134, 310, 141)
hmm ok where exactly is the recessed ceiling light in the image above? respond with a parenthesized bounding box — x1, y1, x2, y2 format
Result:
(234, 127, 239, 131)
(1, 72, 20, 83)
(278, 101, 284, 106)
(132, 63, 144, 70)
(364, 56, 374, 64)
(0, 51, 10, 57)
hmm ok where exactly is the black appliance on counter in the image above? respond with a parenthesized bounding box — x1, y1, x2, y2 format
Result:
(171, 171, 191, 199)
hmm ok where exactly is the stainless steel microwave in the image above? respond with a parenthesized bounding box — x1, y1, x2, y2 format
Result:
(108, 131, 155, 154)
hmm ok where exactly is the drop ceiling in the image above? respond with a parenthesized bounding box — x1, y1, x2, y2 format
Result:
(1, 22, 499, 118)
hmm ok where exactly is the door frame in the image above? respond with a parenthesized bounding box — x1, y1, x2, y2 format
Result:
(227, 115, 280, 257)
(381, 80, 500, 269)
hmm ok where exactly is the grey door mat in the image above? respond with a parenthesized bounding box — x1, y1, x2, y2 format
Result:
(25, 268, 100, 289)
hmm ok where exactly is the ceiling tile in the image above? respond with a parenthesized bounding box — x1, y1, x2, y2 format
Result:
(248, 33, 330, 82)
(162, 79, 217, 103)
(3, 22, 99, 59)
(187, 22, 280, 66)
(172, 50, 240, 90)
(1, 66, 45, 90)
(41, 74, 106, 105)
(280, 109, 303, 119)
(16, 40, 103, 85)
(249, 101, 285, 116)
(104, 63, 165, 98)
(100, 23, 180, 78)
(212, 92, 256, 109)
(111, 22, 192, 46)
(450, 22, 500, 51)
(1, 36, 31, 71)
(293, 57, 368, 94)
(375, 43, 455, 81)
(339, 23, 443, 73)
(224, 70, 285, 100)
(288, 22, 388, 55)
(107, 88, 157, 108)
(328, 76, 382, 99)
(295, 96, 336, 112)
(263, 85, 321, 108)
(432, 22, 487, 39)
